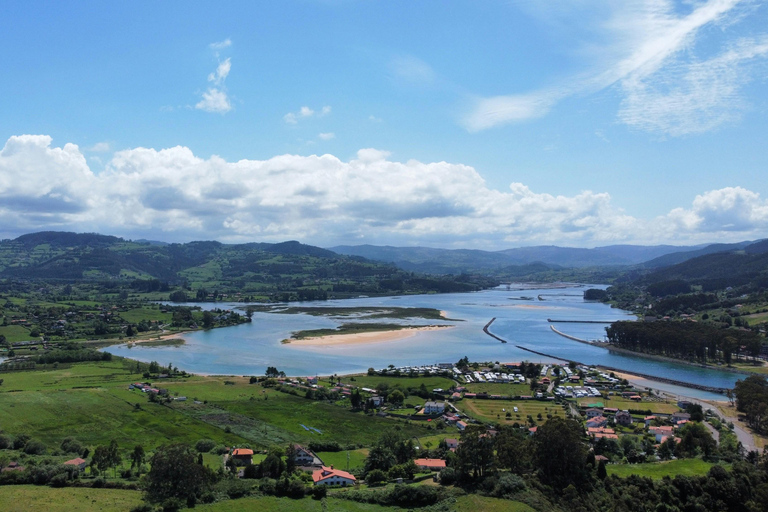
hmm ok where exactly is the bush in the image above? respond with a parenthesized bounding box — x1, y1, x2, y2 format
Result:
(49, 472, 70, 488)
(92, 477, 106, 488)
(195, 439, 216, 453)
(60, 437, 83, 454)
(129, 505, 154, 512)
(366, 469, 387, 485)
(308, 441, 342, 452)
(24, 440, 47, 455)
(13, 433, 30, 450)
(439, 467, 457, 486)
(214, 478, 253, 499)
(0, 434, 11, 449)
(161, 497, 184, 512)
(311, 485, 327, 500)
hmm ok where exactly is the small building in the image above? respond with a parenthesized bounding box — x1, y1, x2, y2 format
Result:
(294, 444, 322, 466)
(586, 416, 608, 428)
(615, 410, 633, 426)
(585, 408, 603, 419)
(423, 401, 446, 414)
(649, 426, 674, 442)
(456, 420, 468, 431)
(63, 457, 87, 472)
(644, 415, 657, 427)
(231, 448, 253, 465)
(671, 412, 691, 424)
(414, 458, 446, 471)
(313, 466, 356, 486)
(369, 395, 385, 407)
(445, 438, 459, 450)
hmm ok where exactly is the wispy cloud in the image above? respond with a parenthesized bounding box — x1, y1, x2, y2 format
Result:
(389, 55, 435, 87)
(318, 132, 335, 140)
(196, 42, 233, 114)
(87, 141, 111, 152)
(283, 105, 331, 124)
(463, 0, 766, 135)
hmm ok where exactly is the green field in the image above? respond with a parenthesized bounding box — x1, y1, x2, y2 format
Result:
(606, 459, 721, 479)
(337, 374, 456, 391)
(454, 494, 536, 512)
(463, 382, 531, 397)
(462, 399, 565, 425)
(119, 307, 173, 324)
(0, 324, 33, 342)
(317, 448, 369, 470)
(0, 486, 143, 512)
(577, 395, 680, 414)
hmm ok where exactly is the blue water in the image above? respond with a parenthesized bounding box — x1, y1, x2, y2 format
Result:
(106, 285, 743, 400)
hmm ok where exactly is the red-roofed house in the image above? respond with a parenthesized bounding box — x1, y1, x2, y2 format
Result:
(586, 416, 608, 428)
(414, 458, 446, 471)
(231, 448, 253, 465)
(313, 466, 356, 486)
(64, 457, 87, 472)
(649, 426, 674, 442)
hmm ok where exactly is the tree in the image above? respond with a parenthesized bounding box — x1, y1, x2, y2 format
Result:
(350, 388, 363, 409)
(131, 445, 146, 474)
(455, 426, 495, 480)
(388, 390, 405, 406)
(533, 416, 589, 490)
(145, 444, 212, 504)
(597, 460, 607, 480)
(285, 443, 297, 475)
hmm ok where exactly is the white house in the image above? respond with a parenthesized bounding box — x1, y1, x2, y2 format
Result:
(313, 466, 356, 486)
(423, 401, 446, 414)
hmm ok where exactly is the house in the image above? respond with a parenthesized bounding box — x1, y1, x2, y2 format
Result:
(649, 426, 674, 442)
(445, 438, 459, 450)
(231, 448, 253, 465)
(585, 408, 603, 419)
(586, 416, 608, 428)
(603, 407, 618, 414)
(313, 466, 356, 486)
(294, 444, 322, 466)
(671, 412, 691, 424)
(456, 420, 468, 431)
(615, 410, 633, 426)
(450, 392, 462, 401)
(414, 458, 446, 471)
(63, 457, 87, 472)
(369, 396, 385, 407)
(644, 415, 657, 427)
(423, 401, 446, 414)
(528, 426, 537, 436)
(588, 427, 618, 440)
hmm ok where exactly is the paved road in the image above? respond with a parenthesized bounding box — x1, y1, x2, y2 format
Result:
(686, 396, 756, 453)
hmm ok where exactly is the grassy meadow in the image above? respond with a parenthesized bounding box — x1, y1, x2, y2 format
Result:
(606, 459, 722, 479)
(461, 398, 565, 425)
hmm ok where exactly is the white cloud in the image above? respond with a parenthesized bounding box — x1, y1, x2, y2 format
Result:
(318, 132, 335, 140)
(87, 141, 111, 152)
(195, 88, 231, 113)
(389, 55, 436, 86)
(209, 39, 232, 51)
(464, 0, 766, 135)
(196, 42, 233, 114)
(6, 135, 768, 247)
(369, 115, 383, 123)
(283, 105, 331, 124)
(208, 58, 231, 85)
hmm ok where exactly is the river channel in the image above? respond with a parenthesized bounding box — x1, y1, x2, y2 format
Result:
(107, 285, 744, 400)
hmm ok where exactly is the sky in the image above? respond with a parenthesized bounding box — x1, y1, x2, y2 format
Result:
(1, 0, 767, 250)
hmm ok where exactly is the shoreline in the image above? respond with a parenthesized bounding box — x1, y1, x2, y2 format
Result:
(283, 325, 454, 347)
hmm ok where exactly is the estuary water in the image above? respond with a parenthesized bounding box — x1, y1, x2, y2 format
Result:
(107, 285, 743, 400)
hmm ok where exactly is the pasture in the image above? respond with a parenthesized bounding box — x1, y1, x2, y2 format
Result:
(461, 398, 565, 425)
(606, 459, 721, 479)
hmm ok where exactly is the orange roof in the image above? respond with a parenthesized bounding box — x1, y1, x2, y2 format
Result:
(312, 466, 356, 483)
(232, 448, 254, 456)
(414, 458, 446, 468)
(64, 458, 86, 465)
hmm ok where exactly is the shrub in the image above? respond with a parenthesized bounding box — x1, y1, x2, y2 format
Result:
(195, 439, 216, 453)
(0, 434, 11, 449)
(49, 472, 69, 488)
(60, 437, 83, 454)
(129, 505, 154, 512)
(24, 440, 47, 455)
(311, 485, 327, 500)
(366, 469, 387, 485)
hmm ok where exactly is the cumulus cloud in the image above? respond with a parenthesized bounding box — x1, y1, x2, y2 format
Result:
(196, 88, 231, 113)
(209, 38, 232, 51)
(283, 105, 331, 124)
(464, 0, 767, 135)
(3, 135, 768, 247)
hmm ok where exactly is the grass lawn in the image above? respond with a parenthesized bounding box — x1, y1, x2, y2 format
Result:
(463, 382, 531, 396)
(119, 307, 173, 324)
(197, 495, 407, 511)
(462, 399, 565, 425)
(0, 324, 33, 342)
(316, 449, 369, 470)
(0, 486, 143, 512)
(337, 374, 455, 391)
(413, 433, 456, 450)
(577, 395, 680, 415)
(454, 494, 536, 512)
(606, 459, 721, 479)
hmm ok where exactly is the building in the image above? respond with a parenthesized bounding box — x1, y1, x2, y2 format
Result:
(413, 458, 446, 471)
(585, 408, 603, 419)
(293, 444, 322, 466)
(445, 438, 459, 450)
(313, 466, 356, 486)
(231, 448, 253, 465)
(671, 412, 691, 424)
(649, 426, 674, 442)
(456, 420, 468, 431)
(615, 410, 633, 426)
(423, 401, 446, 414)
(63, 457, 87, 472)
(586, 416, 608, 428)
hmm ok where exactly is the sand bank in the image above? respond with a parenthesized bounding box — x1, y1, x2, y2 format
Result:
(285, 325, 454, 347)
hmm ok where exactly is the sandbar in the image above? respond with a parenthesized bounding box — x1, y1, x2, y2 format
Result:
(284, 325, 454, 347)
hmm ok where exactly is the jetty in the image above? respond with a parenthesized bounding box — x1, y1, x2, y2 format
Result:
(483, 318, 506, 343)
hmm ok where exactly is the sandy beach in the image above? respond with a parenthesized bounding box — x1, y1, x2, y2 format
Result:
(285, 325, 454, 347)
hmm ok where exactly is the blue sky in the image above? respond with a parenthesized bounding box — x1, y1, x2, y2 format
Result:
(1, 0, 767, 249)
